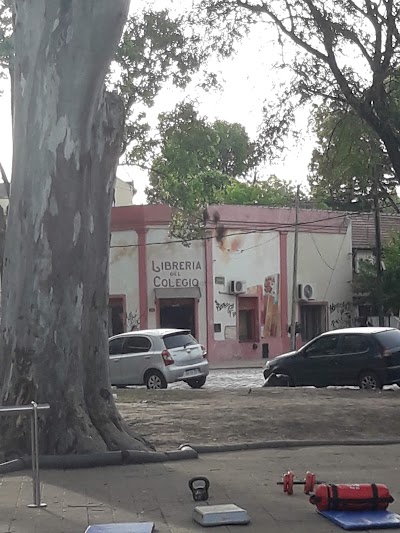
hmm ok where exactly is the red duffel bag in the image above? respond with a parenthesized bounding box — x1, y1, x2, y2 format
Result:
(309, 483, 394, 511)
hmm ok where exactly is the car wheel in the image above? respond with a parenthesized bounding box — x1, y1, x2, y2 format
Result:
(185, 376, 207, 389)
(145, 370, 167, 390)
(358, 371, 382, 391)
(264, 371, 294, 387)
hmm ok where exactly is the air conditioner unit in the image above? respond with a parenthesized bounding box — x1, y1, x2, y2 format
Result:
(298, 283, 315, 301)
(229, 280, 246, 294)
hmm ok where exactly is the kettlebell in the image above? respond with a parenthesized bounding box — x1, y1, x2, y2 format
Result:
(188, 476, 210, 501)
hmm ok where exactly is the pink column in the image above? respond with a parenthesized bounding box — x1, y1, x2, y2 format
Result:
(205, 235, 215, 360)
(137, 228, 148, 329)
(279, 231, 289, 352)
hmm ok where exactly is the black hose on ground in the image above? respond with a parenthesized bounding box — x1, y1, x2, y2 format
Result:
(0, 445, 198, 473)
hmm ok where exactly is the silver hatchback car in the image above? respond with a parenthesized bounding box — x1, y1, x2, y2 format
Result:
(108, 328, 209, 389)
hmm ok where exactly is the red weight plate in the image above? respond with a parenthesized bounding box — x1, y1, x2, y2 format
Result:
(304, 472, 316, 494)
(287, 471, 294, 495)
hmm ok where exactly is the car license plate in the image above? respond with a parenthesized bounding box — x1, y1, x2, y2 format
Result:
(184, 369, 199, 377)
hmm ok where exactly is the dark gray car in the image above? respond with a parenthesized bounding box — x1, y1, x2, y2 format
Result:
(263, 327, 400, 390)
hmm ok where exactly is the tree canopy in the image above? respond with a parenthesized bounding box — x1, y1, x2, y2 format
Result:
(196, 0, 400, 184)
(309, 103, 399, 212)
(147, 102, 256, 205)
(355, 234, 400, 315)
(145, 102, 302, 240)
(113, 9, 213, 166)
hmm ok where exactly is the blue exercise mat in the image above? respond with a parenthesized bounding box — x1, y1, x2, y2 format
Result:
(85, 524, 154, 533)
(319, 510, 400, 530)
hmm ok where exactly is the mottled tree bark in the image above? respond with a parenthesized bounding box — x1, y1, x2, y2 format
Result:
(0, 0, 150, 455)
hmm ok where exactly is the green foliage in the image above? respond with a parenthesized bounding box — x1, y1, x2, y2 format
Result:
(223, 176, 298, 207)
(146, 102, 302, 241)
(0, 1, 13, 76)
(113, 10, 215, 165)
(147, 102, 256, 207)
(309, 104, 399, 212)
(196, 0, 400, 182)
(355, 235, 400, 314)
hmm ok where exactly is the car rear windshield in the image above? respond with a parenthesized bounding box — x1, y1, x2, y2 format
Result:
(374, 330, 400, 350)
(163, 333, 197, 349)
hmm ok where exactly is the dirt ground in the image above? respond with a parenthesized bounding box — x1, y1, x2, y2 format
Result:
(116, 387, 400, 451)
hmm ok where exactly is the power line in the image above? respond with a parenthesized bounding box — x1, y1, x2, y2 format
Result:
(110, 211, 350, 249)
(310, 233, 335, 271)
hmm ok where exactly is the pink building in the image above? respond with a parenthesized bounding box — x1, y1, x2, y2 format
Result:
(109, 204, 352, 363)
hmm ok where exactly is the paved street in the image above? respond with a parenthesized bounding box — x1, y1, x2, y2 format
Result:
(1, 444, 400, 532)
(167, 368, 399, 391)
(170, 368, 264, 390)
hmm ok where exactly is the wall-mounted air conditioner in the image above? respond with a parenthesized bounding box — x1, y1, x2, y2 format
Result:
(229, 280, 246, 294)
(298, 283, 315, 301)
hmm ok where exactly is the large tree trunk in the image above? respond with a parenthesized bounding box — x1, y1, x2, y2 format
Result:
(0, 0, 151, 456)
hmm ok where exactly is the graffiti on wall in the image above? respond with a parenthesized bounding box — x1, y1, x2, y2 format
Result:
(215, 300, 236, 318)
(262, 274, 280, 337)
(127, 310, 140, 331)
(330, 301, 352, 329)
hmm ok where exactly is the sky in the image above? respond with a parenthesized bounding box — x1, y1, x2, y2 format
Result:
(0, 3, 317, 205)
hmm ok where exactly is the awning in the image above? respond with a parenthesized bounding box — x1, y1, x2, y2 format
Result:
(154, 287, 202, 300)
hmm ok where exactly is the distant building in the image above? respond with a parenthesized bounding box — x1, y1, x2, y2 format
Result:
(113, 179, 135, 206)
(0, 183, 9, 213)
(0, 178, 133, 211)
(109, 204, 353, 362)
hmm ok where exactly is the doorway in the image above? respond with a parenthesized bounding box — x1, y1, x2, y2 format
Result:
(300, 304, 327, 342)
(108, 296, 126, 336)
(159, 298, 196, 337)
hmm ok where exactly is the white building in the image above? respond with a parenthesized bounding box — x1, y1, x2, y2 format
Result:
(109, 204, 353, 363)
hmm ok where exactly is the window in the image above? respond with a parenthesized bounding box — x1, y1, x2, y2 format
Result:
(375, 330, 400, 350)
(239, 310, 255, 341)
(238, 297, 258, 342)
(163, 333, 196, 349)
(340, 335, 369, 354)
(304, 335, 339, 357)
(122, 336, 151, 354)
(109, 337, 125, 355)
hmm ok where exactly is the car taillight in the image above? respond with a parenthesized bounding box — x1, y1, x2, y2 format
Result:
(201, 345, 208, 358)
(162, 349, 174, 366)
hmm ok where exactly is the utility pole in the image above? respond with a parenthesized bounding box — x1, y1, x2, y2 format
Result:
(373, 168, 384, 326)
(290, 185, 300, 350)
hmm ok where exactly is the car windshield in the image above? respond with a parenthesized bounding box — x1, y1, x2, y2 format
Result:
(163, 332, 197, 349)
(374, 330, 400, 350)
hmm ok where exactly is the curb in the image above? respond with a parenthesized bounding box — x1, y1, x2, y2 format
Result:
(2, 439, 400, 474)
(0, 445, 198, 473)
(180, 439, 400, 454)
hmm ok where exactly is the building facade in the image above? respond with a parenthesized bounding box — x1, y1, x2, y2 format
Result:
(109, 204, 353, 362)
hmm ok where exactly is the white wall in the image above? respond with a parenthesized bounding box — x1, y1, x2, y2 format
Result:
(109, 230, 140, 329)
(114, 178, 134, 206)
(146, 227, 207, 344)
(286, 226, 353, 330)
(212, 230, 280, 341)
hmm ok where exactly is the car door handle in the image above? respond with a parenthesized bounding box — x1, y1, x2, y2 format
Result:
(145, 356, 151, 359)
(113, 358, 120, 362)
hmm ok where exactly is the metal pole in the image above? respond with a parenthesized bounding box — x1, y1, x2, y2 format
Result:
(290, 185, 300, 351)
(28, 401, 46, 508)
(373, 168, 384, 327)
